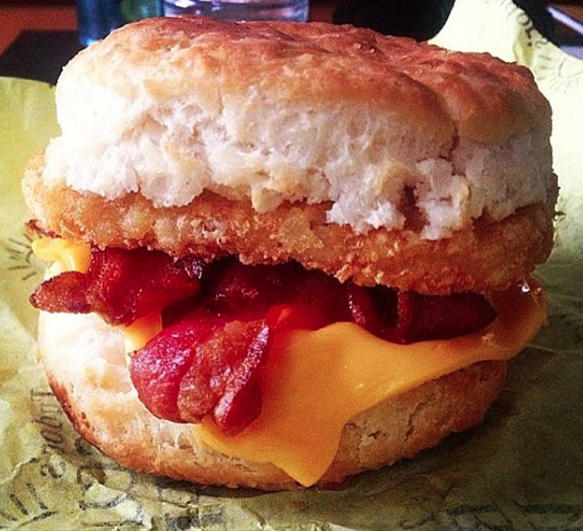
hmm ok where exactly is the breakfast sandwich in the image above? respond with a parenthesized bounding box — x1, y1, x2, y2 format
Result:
(23, 16, 557, 490)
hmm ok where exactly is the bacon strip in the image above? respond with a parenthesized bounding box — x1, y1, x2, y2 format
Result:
(346, 283, 497, 343)
(31, 247, 203, 325)
(131, 260, 350, 433)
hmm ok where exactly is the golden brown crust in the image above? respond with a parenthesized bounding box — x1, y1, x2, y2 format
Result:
(25, 153, 557, 294)
(39, 311, 506, 490)
(78, 16, 550, 145)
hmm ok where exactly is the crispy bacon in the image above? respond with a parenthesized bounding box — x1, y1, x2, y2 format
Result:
(30, 270, 93, 314)
(212, 325, 271, 435)
(206, 260, 297, 314)
(394, 290, 498, 342)
(131, 260, 350, 433)
(31, 247, 203, 325)
(32, 245, 497, 433)
(346, 283, 497, 343)
(129, 313, 267, 432)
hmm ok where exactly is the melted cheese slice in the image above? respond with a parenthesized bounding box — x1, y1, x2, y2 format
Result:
(32, 237, 91, 274)
(122, 312, 163, 352)
(32, 238, 546, 487)
(199, 281, 546, 487)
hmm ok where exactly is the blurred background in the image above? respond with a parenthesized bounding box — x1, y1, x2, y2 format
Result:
(1, 0, 583, 83)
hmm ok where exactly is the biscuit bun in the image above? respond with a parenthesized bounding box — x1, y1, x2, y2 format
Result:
(24, 16, 557, 294)
(38, 311, 506, 490)
(24, 17, 556, 491)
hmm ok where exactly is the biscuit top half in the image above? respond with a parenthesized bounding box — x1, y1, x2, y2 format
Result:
(41, 16, 554, 239)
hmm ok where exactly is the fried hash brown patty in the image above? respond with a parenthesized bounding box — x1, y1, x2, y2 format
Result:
(24, 153, 557, 295)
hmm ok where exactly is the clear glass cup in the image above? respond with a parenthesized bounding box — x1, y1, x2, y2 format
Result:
(164, 0, 309, 22)
(76, 0, 164, 46)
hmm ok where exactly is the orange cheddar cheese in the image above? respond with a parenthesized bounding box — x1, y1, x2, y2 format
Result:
(122, 312, 163, 353)
(199, 281, 546, 486)
(32, 237, 91, 274)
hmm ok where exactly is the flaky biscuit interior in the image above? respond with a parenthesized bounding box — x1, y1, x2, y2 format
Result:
(41, 17, 554, 239)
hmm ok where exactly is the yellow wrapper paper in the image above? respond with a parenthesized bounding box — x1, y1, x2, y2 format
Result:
(1, 0, 583, 528)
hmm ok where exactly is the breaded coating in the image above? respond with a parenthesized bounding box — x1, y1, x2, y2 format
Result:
(24, 154, 557, 294)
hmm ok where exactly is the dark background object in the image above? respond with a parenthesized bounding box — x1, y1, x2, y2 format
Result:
(0, 31, 82, 85)
(333, 0, 456, 41)
(0, 0, 579, 85)
(515, 0, 557, 40)
(333, 0, 556, 43)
